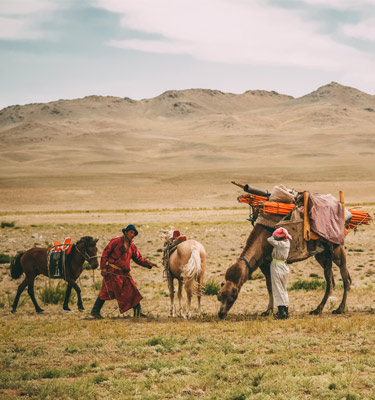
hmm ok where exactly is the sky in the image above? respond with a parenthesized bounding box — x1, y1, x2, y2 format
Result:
(0, 0, 374, 109)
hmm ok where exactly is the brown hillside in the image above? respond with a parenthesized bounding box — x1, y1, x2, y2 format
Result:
(0, 82, 375, 211)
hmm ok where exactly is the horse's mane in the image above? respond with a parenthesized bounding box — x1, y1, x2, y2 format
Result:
(77, 236, 96, 246)
(240, 224, 270, 258)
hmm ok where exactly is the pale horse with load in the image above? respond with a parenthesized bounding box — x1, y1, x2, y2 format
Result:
(162, 230, 206, 319)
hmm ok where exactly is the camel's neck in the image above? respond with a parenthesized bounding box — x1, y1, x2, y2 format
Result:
(240, 224, 272, 274)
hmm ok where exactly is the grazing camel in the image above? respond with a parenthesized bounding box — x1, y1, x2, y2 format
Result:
(217, 224, 350, 319)
(163, 232, 206, 319)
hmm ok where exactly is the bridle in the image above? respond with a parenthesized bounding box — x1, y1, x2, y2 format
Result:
(75, 242, 99, 264)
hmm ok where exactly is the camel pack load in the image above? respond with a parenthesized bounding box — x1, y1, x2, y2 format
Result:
(232, 181, 372, 263)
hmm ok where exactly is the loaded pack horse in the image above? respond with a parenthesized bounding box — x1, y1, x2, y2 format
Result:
(10, 236, 99, 314)
(217, 223, 351, 319)
(163, 231, 206, 319)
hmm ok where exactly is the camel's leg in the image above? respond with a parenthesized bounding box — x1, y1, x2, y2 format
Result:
(63, 283, 73, 311)
(168, 275, 176, 317)
(71, 281, 84, 311)
(310, 250, 333, 315)
(332, 245, 350, 314)
(177, 279, 185, 318)
(27, 276, 44, 313)
(260, 262, 273, 316)
(184, 279, 194, 320)
(11, 277, 28, 313)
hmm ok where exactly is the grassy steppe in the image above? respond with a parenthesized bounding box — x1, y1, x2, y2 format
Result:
(1, 210, 375, 399)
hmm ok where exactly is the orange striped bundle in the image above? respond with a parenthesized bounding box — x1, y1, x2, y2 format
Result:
(262, 201, 296, 215)
(347, 208, 372, 230)
(237, 194, 268, 206)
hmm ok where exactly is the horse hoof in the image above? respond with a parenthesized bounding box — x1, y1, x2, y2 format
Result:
(309, 309, 321, 315)
(11, 309, 17, 314)
(63, 307, 71, 312)
(37, 309, 44, 314)
(332, 309, 343, 314)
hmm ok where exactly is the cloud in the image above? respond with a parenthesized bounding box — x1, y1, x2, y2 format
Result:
(0, 0, 59, 39)
(302, 0, 374, 10)
(341, 18, 375, 41)
(96, 0, 373, 71)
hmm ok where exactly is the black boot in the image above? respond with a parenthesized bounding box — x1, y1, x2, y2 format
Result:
(276, 306, 289, 320)
(133, 303, 147, 318)
(91, 296, 105, 319)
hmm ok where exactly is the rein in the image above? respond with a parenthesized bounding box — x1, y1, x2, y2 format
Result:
(238, 256, 253, 279)
(75, 245, 99, 263)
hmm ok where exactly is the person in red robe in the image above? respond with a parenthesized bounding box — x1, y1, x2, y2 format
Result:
(90, 224, 157, 319)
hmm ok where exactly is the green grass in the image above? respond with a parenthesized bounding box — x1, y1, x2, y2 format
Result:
(289, 279, 326, 291)
(1, 316, 375, 399)
(203, 279, 221, 296)
(38, 281, 76, 305)
(0, 254, 11, 264)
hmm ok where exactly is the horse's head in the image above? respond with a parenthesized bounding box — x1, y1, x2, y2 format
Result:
(217, 280, 239, 319)
(77, 236, 99, 269)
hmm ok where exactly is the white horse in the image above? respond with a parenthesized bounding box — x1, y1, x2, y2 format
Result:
(164, 232, 206, 319)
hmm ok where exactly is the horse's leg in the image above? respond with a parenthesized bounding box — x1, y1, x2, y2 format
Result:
(196, 250, 205, 317)
(27, 276, 44, 313)
(184, 279, 193, 320)
(63, 283, 73, 312)
(332, 246, 351, 314)
(71, 281, 84, 311)
(177, 279, 185, 318)
(11, 277, 28, 313)
(196, 273, 203, 317)
(310, 250, 333, 315)
(168, 275, 176, 317)
(260, 262, 273, 316)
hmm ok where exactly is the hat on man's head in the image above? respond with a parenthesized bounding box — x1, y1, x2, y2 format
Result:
(122, 224, 138, 236)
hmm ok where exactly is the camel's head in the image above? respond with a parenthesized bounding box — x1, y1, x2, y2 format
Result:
(217, 280, 239, 319)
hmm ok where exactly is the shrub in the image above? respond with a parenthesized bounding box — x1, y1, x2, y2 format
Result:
(203, 279, 221, 296)
(1, 221, 15, 228)
(289, 279, 326, 291)
(0, 253, 11, 264)
(39, 281, 76, 305)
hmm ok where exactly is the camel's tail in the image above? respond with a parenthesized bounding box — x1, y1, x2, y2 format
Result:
(182, 244, 202, 280)
(10, 252, 24, 279)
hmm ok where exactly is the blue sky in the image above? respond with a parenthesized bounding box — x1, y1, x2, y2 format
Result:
(0, 0, 374, 109)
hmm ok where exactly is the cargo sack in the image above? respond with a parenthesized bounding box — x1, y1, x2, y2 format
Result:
(276, 207, 309, 263)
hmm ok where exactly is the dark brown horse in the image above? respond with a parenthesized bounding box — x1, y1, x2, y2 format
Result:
(10, 236, 99, 314)
(217, 224, 351, 319)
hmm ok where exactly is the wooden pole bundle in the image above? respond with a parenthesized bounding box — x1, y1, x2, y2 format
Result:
(236, 184, 372, 233)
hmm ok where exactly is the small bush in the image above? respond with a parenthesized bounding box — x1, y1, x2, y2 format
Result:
(1, 221, 15, 228)
(0, 253, 11, 264)
(289, 279, 326, 291)
(38, 281, 76, 305)
(83, 261, 91, 270)
(203, 279, 221, 296)
(0, 293, 5, 309)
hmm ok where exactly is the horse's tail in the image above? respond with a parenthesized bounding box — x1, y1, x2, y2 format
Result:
(182, 244, 202, 280)
(10, 252, 24, 279)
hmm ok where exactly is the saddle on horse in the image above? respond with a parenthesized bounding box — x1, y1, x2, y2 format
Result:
(46, 238, 72, 279)
(162, 230, 186, 277)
